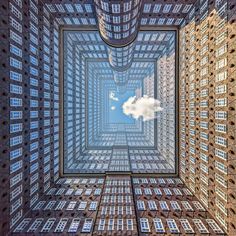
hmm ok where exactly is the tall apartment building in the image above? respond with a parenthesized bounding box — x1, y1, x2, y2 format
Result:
(0, 0, 235, 235)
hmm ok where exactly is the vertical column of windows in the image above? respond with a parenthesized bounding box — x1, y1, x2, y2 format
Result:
(9, 0, 23, 228)
(28, 0, 40, 207)
(42, 7, 52, 192)
(226, 0, 236, 232)
(81, 56, 86, 152)
(52, 22, 60, 181)
(179, 25, 188, 181)
(198, 1, 210, 208)
(156, 38, 176, 172)
(180, 0, 236, 233)
(63, 33, 74, 171)
(74, 47, 81, 163)
(212, 1, 229, 230)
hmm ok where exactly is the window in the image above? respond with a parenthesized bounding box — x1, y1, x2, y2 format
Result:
(10, 172, 22, 187)
(13, 218, 31, 232)
(167, 219, 180, 233)
(215, 85, 226, 94)
(215, 124, 227, 133)
(180, 219, 194, 233)
(65, 189, 74, 195)
(182, 201, 194, 211)
(10, 160, 22, 173)
(78, 201, 87, 210)
(44, 201, 56, 210)
(200, 143, 208, 151)
(94, 188, 101, 195)
(55, 201, 66, 210)
(68, 218, 80, 233)
(193, 219, 209, 234)
(215, 98, 227, 107)
(106, 219, 114, 231)
(173, 188, 182, 196)
(10, 17, 22, 32)
(200, 153, 208, 162)
(215, 161, 227, 174)
(98, 219, 105, 231)
(170, 201, 181, 211)
(10, 3, 22, 20)
(54, 218, 68, 232)
(200, 111, 208, 118)
(33, 201, 45, 210)
(117, 219, 123, 230)
(10, 84, 22, 95)
(10, 185, 22, 201)
(10, 57, 22, 69)
(55, 188, 65, 195)
(215, 136, 227, 147)
(159, 201, 169, 211)
(216, 186, 227, 201)
(41, 218, 56, 232)
(135, 188, 142, 195)
(84, 189, 92, 195)
(215, 173, 227, 187)
(183, 188, 193, 196)
(153, 218, 165, 233)
(10, 71, 22, 82)
(27, 218, 43, 232)
(10, 30, 22, 45)
(215, 148, 227, 161)
(75, 189, 83, 195)
(149, 178, 157, 184)
(216, 32, 227, 45)
(140, 218, 150, 233)
(10, 44, 22, 57)
(192, 201, 206, 211)
(109, 206, 115, 215)
(148, 200, 157, 210)
(164, 188, 172, 196)
(206, 219, 224, 234)
(200, 132, 208, 140)
(89, 201, 98, 211)
(216, 71, 227, 82)
(66, 201, 76, 210)
(215, 111, 227, 120)
(137, 200, 146, 210)
(10, 123, 23, 134)
(127, 219, 133, 230)
(154, 188, 162, 196)
(82, 219, 93, 233)
(101, 206, 108, 215)
(144, 188, 152, 195)
(112, 4, 120, 13)
(10, 98, 22, 107)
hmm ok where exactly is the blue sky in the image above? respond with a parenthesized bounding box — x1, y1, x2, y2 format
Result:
(109, 90, 135, 124)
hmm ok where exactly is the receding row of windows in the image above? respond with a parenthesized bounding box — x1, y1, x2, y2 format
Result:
(10, 110, 52, 119)
(136, 200, 205, 212)
(46, 187, 102, 196)
(33, 200, 98, 211)
(14, 217, 93, 233)
(98, 218, 134, 231)
(139, 218, 223, 234)
(134, 187, 190, 196)
(133, 177, 182, 185)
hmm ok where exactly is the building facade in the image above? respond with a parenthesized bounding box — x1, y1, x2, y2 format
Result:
(0, 0, 235, 235)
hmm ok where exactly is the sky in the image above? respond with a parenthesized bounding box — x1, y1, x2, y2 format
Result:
(109, 90, 135, 124)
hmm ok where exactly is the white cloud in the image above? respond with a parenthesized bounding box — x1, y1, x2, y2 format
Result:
(122, 95, 163, 121)
(111, 106, 116, 110)
(109, 91, 119, 101)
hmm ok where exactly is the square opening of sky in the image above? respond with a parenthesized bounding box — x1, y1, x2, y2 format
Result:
(63, 29, 176, 175)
